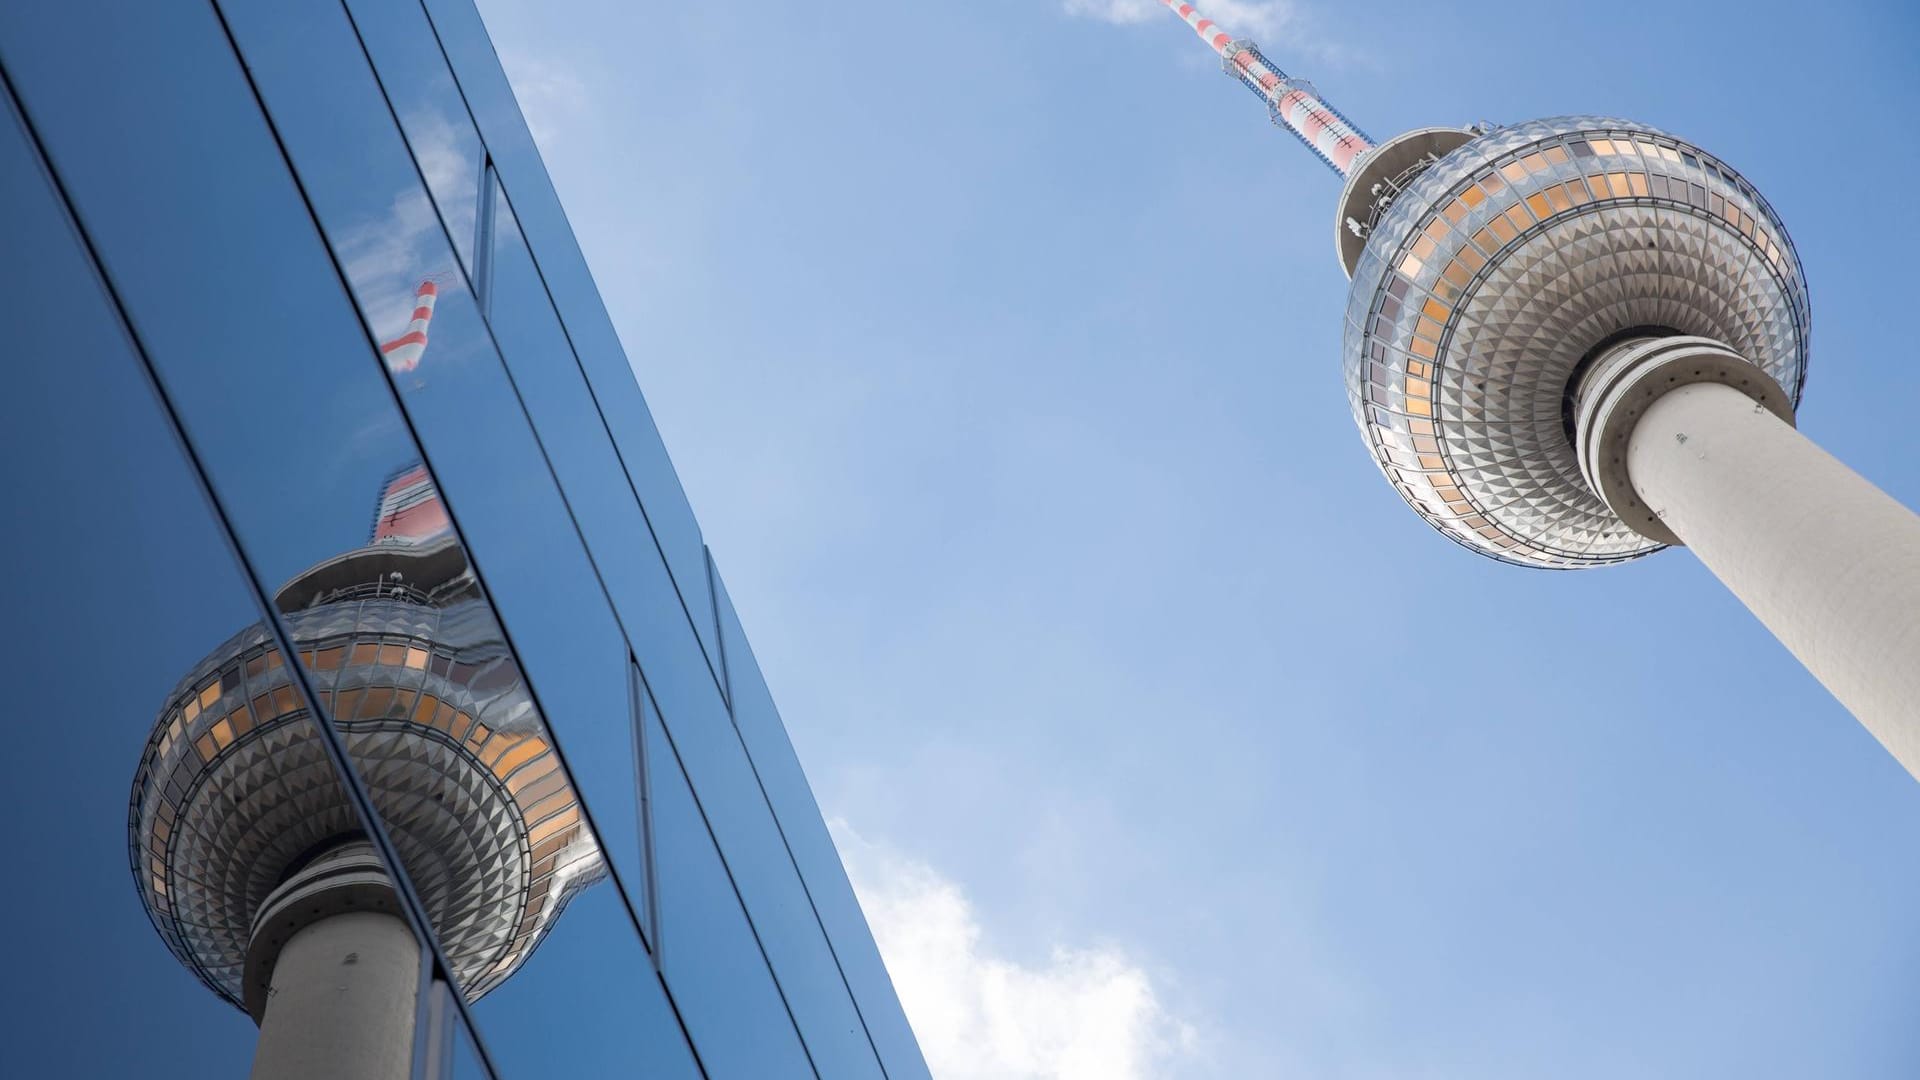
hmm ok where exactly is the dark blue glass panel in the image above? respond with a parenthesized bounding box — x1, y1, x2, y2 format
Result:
(343, 0, 486, 277)
(421, 979, 496, 1080)
(0, 79, 412, 1077)
(451, 1010, 490, 1080)
(572, 558, 870, 1077)
(422, 0, 723, 677)
(212, 0, 652, 960)
(631, 588, 886, 1075)
(485, 177, 739, 945)
(646, 699, 816, 1078)
(712, 567, 933, 1080)
(468, 883, 701, 1080)
(440, 985, 494, 1080)
(0, 2, 625, 1050)
(0, 0, 416, 588)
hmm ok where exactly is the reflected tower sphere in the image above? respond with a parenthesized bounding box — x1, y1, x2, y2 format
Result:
(1144, 0, 1920, 766)
(127, 464, 604, 1077)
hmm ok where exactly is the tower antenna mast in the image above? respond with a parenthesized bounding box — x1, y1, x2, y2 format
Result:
(1156, 0, 1372, 174)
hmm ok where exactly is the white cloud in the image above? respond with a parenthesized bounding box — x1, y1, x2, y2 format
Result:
(496, 47, 590, 153)
(403, 106, 480, 252)
(1062, 0, 1303, 41)
(832, 821, 1198, 1080)
(333, 187, 447, 341)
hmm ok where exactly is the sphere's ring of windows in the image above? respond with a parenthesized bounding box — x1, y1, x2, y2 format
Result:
(1343, 116, 1811, 567)
(129, 617, 591, 1007)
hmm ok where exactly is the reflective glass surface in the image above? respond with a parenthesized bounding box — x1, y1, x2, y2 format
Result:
(642, 598, 879, 1078)
(0, 80, 419, 1077)
(712, 565, 934, 1080)
(482, 176, 709, 931)
(469, 878, 702, 1079)
(185, 0, 643, 1008)
(609, 564, 877, 1078)
(417, 977, 507, 1080)
(647, 698, 816, 1077)
(452, 1007, 490, 1080)
(2, 0, 615, 1040)
(2, 2, 929, 1077)
(423, 0, 724, 676)
(342, 0, 487, 277)
(0, 0, 414, 590)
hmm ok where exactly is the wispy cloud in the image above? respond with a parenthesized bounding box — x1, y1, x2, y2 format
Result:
(496, 47, 590, 153)
(1062, 0, 1303, 41)
(403, 106, 480, 255)
(1062, 0, 1358, 68)
(333, 187, 447, 341)
(833, 821, 1198, 1080)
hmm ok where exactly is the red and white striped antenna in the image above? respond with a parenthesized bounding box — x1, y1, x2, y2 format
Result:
(1157, 0, 1372, 175)
(379, 279, 439, 374)
(369, 462, 451, 546)
(371, 280, 450, 547)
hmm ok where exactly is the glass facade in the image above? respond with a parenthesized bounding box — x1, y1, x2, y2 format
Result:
(0, 3, 927, 1077)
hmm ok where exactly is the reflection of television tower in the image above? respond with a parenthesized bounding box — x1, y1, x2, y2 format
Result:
(128, 292, 602, 1078)
(1152, 2, 1920, 766)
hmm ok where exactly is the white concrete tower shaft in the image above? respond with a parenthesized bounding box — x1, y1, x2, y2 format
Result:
(1578, 337, 1920, 773)
(243, 842, 419, 1080)
(250, 912, 420, 1080)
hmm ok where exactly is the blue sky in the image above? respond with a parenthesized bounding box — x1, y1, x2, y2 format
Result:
(474, 1, 1920, 1076)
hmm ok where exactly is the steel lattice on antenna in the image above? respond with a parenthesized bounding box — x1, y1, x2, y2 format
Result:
(1156, 0, 1372, 173)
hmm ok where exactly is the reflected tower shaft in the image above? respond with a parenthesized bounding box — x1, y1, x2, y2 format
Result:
(128, 298, 605, 1078)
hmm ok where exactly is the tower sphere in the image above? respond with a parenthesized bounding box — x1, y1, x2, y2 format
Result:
(1339, 117, 1810, 567)
(128, 530, 603, 1015)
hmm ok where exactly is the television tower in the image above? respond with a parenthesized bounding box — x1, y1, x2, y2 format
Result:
(1150, 2, 1920, 767)
(129, 289, 603, 1079)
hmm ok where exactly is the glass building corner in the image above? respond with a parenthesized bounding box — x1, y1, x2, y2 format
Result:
(0, 2, 928, 1077)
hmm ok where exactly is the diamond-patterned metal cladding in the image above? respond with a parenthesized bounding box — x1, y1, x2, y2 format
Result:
(128, 548, 605, 1010)
(1342, 116, 1811, 567)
